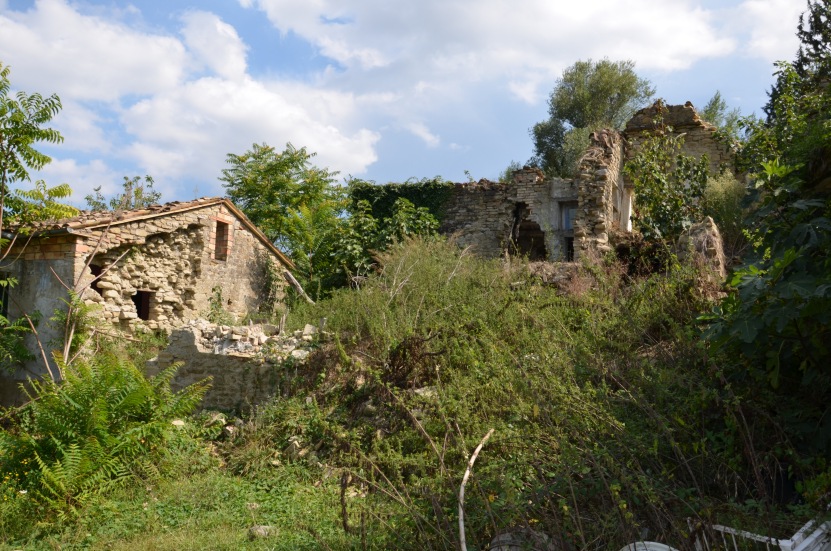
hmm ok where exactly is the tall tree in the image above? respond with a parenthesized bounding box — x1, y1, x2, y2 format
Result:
(700, 90, 742, 140)
(530, 59, 654, 177)
(0, 61, 76, 371)
(707, 0, 831, 456)
(220, 142, 345, 298)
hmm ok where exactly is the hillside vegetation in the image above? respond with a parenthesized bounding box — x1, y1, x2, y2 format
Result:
(0, 238, 826, 549)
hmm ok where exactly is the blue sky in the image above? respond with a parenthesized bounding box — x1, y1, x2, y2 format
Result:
(0, 0, 805, 206)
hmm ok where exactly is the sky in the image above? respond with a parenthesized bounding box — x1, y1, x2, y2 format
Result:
(0, 0, 807, 206)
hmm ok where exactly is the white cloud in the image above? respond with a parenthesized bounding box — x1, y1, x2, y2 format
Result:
(246, 0, 737, 105)
(38, 158, 119, 203)
(181, 11, 249, 81)
(739, 0, 803, 62)
(0, 0, 187, 101)
(120, 76, 380, 192)
(52, 101, 112, 154)
(405, 122, 440, 148)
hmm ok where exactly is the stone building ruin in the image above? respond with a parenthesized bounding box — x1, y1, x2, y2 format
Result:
(1, 197, 293, 402)
(439, 102, 733, 261)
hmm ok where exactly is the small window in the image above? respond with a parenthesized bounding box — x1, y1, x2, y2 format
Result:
(89, 264, 103, 296)
(561, 202, 578, 231)
(132, 290, 153, 321)
(215, 221, 229, 261)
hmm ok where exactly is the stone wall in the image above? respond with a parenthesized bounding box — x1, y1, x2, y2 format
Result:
(625, 101, 734, 174)
(146, 320, 321, 411)
(75, 202, 286, 333)
(439, 135, 618, 262)
(573, 129, 626, 256)
(438, 102, 730, 262)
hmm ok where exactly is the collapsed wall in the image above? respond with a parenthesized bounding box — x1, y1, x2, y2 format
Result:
(146, 319, 323, 411)
(439, 128, 627, 261)
(439, 102, 732, 262)
(70, 201, 286, 333)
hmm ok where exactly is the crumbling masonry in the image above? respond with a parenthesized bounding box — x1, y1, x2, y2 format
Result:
(439, 102, 733, 261)
(1, 198, 292, 403)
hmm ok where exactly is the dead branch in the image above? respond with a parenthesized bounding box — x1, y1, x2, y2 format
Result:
(459, 428, 494, 551)
(283, 270, 314, 304)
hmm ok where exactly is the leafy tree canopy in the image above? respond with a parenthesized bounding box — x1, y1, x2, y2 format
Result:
(85, 175, 161, 212)
(700, 90, 742, 141)
(530, 59, 654, 177)
(705, 0, 831, 455)
(0, 61, 75, 231)
(220, 143, 339, 247)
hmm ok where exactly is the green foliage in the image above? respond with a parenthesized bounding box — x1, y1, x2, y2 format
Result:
(705, 0, 831, 462)
(278, 238, 778, 548)
(85, 175, 161, 212)
(624, 102, 711, 241)
(204, 286, 235, 325)
(0, 276, 35, 372)
(0, 62, 63, 201)
(0, 357, 209, 519)
(220, 142, 341, 246)
(701, 90, 742, 141)
(531, 58, 655, 177)
(497, 160, 523, 183)
(346, 176, 454, 223)
(701, 172, 748, 260)
(220, 142, 347, 299)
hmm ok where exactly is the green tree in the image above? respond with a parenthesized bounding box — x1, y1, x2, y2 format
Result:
(700, 90, 742, 141)
(85, 175, 161, 211)
(531, 59, 654, 177)
(220, 142, 346, 298)
(220, 143, 338, 246)
(0, 62, 76, 372)
(706, 0, 831, 458)
(0, 62, 69, 232)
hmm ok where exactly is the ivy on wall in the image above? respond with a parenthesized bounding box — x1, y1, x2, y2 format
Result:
(347, 177, 456, 223)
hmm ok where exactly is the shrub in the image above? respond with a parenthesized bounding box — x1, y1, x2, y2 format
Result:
(701, 171, 748, 261)
(0, 357, 209, 519)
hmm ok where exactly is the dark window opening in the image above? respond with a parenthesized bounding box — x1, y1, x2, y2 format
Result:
(511, 202, 548, 261)
(89, 264, 103, 296)
(565, 237, 575, 262)
(132, 290, 153, 321)
(0, 274, 9, 318)
(215, 221, 229, 261)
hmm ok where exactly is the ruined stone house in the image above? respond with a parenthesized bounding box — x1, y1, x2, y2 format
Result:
(439, 102, 734, 261)
(0, 197, 293, 403)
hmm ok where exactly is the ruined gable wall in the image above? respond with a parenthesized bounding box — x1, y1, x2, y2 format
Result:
(573, 130, 625, 257)
(76, 202, 286, 333)
(624, 102, 734, 174)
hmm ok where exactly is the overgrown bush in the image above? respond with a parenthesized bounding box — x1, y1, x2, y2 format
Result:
(701, 171, 748, 261)
(0, 356, 209, 526)
(277, 238, 786, 549)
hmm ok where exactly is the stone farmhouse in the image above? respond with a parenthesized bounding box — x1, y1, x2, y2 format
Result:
(1, 197, 292, 401)
(439, 102, 734, 261)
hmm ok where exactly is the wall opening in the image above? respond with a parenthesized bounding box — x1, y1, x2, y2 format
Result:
(215, 221, 229, 261)
(0, 273, 9, 318)
(89, 264, 103, 296)
(511, 203, 548, 261)
(560, 201, 578, 262)
(132, 290, 153, 321)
